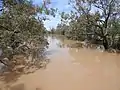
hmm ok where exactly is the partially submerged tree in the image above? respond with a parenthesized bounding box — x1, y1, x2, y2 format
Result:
(91, 0, 120, 49)
(58, 0, 120, 50)
(0, 0, 55, 71)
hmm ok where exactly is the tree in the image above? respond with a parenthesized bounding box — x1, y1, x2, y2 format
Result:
(59, 0, 120, 50)
(0, 0, 54, 70)
(91, 0, 120, 49)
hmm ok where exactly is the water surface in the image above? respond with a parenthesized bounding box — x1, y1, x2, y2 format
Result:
(1, 35, 120, 90)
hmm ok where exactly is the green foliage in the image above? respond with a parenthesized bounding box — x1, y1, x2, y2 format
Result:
(0, 0, 52, 68)
(56, 0, 120, 50)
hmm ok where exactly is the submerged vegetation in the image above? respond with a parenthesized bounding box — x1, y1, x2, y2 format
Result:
(0, 0, 120, 80)
(52, 0, 120, 52)
(0, 0, 120, 89)
(0, 0, 56, 73)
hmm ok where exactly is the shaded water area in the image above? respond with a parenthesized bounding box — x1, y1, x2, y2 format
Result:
(0, 35, 120, 90)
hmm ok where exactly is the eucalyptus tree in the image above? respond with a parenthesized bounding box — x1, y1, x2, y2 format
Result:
(0, 0, 56, 70)
(60, 0, 120, 50)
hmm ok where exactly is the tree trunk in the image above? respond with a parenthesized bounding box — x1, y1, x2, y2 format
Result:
(103, 36, 109, 50)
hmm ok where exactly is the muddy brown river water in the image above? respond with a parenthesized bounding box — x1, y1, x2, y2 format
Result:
(0, 35, 120, 90)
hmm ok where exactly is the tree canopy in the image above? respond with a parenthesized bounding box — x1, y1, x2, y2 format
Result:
(54, 0, 120, 50)
(0, 0, 55, 71)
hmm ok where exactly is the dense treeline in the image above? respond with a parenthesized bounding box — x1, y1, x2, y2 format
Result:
(0, 0, 54, 71)
(53, 0, 120, 51)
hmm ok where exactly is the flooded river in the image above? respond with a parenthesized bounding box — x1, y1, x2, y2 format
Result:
(0, 35, 120, 90)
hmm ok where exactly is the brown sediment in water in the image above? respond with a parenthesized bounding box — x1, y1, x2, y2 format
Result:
(0, 35, 120, 90)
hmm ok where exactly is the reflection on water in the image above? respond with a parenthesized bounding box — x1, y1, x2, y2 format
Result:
(45, 36, 65, 57)
(45, 35, 120, 90)
(0, 35, 120, 90)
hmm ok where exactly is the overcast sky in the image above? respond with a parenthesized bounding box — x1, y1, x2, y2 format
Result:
(33, 0, 73, 30)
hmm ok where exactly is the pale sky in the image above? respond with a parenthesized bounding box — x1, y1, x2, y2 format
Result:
(33, 0, 73, 30)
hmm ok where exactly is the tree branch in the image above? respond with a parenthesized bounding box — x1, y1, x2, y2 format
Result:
(0, 9, 3, 11)
(0, 25, 11, 31)
(0, 59, 9, 67)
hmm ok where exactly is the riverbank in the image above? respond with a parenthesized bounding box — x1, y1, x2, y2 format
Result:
(52, 35, 120, 53)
